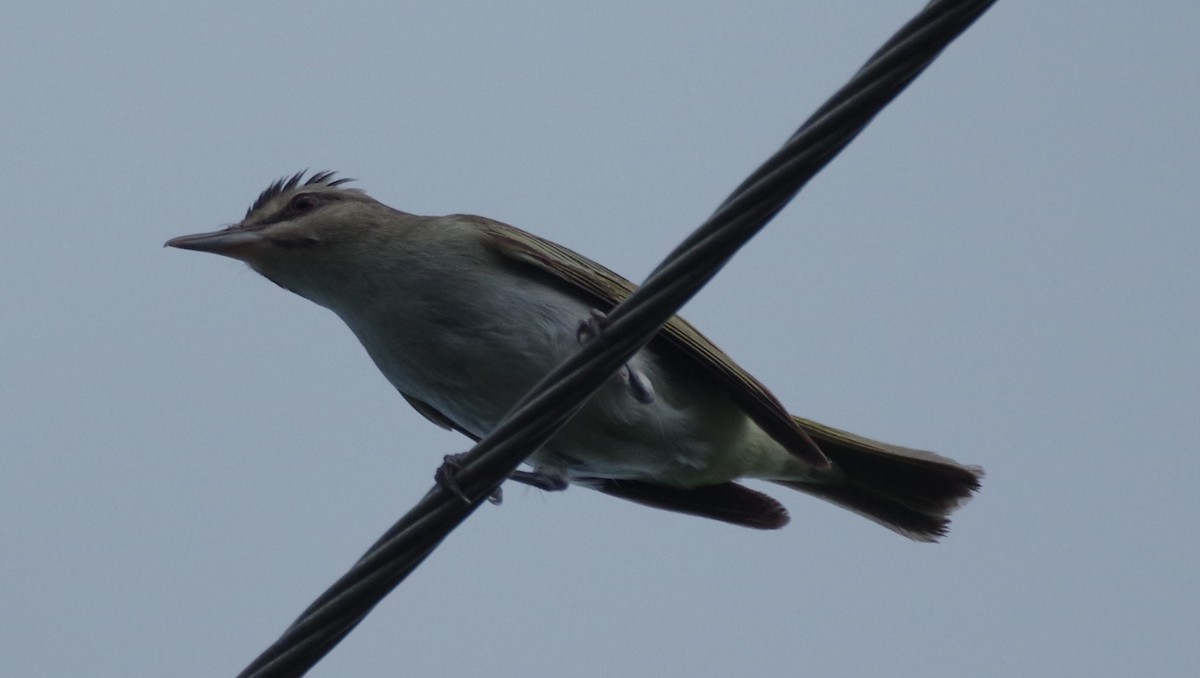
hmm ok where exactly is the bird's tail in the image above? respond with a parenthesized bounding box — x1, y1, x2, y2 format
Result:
(774, 417, 983, 542)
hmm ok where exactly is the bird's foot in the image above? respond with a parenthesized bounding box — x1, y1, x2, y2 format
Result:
(434, 453, 503, 505)
(623, 366, 655, 404)
(574, 309, 656, 404)
(574, 308, 611, 346)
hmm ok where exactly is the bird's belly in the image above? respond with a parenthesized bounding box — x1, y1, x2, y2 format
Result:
(345, 285, 753, 486)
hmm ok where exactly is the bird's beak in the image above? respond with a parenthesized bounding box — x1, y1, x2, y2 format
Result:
(165, 227, 265, 260)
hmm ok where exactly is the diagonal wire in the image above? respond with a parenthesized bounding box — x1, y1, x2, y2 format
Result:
(236, 1, 998, 675)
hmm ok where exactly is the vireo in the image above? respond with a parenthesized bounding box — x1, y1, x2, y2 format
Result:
(167, 171, 982, 541)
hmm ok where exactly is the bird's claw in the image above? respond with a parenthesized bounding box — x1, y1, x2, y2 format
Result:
(575, 308, 609, 345)
(434, 453, 472, 504)
(435, 453, 503, 504)
(575, 309, 656, 404)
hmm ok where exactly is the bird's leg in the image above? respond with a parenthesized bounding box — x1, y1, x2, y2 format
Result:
(437, 454, 574, 505)
(624, 366, 655, 405)
(575, 309, 656, 404)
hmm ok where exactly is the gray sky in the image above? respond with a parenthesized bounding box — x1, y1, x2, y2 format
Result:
(2, 2, 1197, 676)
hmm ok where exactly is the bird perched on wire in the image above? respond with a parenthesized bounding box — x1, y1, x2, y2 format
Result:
(167, 171, 982, 541)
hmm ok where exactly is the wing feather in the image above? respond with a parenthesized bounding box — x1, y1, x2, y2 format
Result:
(467, 215, 829, 469)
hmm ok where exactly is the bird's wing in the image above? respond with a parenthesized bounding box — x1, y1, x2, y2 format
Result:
(469, 215, 829, 469)
(402, 393, 480, 440)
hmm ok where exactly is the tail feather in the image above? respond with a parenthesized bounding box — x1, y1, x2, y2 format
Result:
(777, 417, 983, 542)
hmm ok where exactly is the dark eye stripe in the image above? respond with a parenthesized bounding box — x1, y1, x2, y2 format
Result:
(254, 193, 332, 227)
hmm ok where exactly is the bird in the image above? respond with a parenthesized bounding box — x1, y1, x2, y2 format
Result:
(166, 171, 982, 541)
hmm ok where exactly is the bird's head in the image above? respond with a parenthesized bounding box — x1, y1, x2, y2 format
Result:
(166, 171, 417, 306)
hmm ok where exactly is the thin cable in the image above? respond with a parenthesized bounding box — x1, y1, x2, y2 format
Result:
(237, 2, 998, 675)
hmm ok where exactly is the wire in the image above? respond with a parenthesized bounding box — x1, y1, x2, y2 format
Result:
(236, 1, 998, 675)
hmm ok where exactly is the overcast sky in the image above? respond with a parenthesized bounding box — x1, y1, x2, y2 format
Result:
(2, 2, 1197, 676)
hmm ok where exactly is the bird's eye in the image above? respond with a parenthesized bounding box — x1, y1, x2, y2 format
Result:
(289, 194, 319, 214)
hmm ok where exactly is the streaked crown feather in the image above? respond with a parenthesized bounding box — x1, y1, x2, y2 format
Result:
(245, 170, 356, 219)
